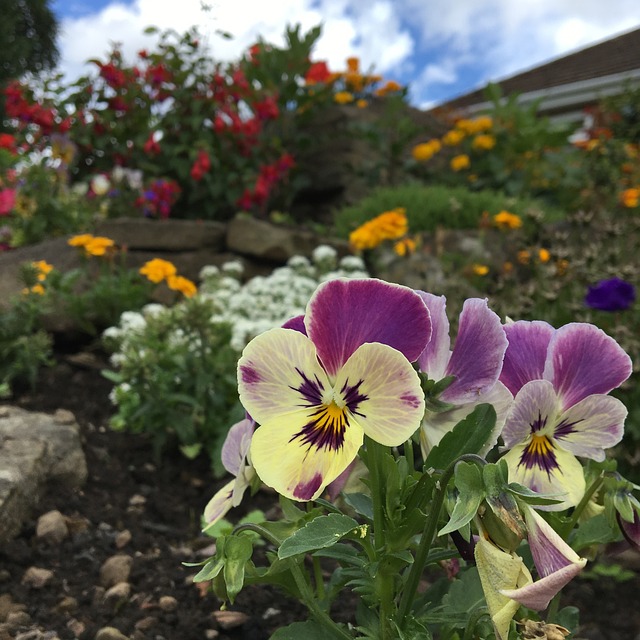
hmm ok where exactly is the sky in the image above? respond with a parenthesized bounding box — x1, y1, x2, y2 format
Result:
(50, 0, 640, 108)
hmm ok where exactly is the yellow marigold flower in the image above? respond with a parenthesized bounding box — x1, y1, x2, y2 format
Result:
(356, 99, 368, 108)
(374, 79, 403, 96)
(139, 258, 177, 284)
(346, 57, 359, 73)
(24, 284, 46, 295)
(349, 208, 408, 251)
(538, 248, 551, 263)
(472, 116, 493, 132)
(517, 250, 531, 265)
(472, 264, 489, 276)
(166, 274, 197, 298)
(32, 260, 54, 281)
(502, 261, 514, 274)
(412, 139, 441, 162)
(442, 129, 465, 146)
(68, 234, 95, 248)
(393, 237, 417, 257)
(84, 236, 115, 256)
(450, 154, 470, 171)
(334, 91, 354, 105)
(493, 211, 523, 230)
(620, 187, 640, 208)
(344, 72, 364, 92)
(472, 134, 496, 151)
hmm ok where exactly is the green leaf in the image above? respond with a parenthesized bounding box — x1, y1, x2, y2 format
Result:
(192, 556, 224, 582)
(425, 404, 496, 471)
(439, 463, 484, 536)
(507, 481, 563, 505)
(278, 513, 360, 560)
(343, 492, 374, 520)
(571, 513, 618, 551)
(270, 620, 341, 640)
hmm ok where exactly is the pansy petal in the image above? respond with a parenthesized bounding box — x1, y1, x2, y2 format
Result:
(500, 321, 555, 396)
(421, 381, 512, 457)
(553, 394, 627, 461)
(501, 380, 559, 449)
(502, 443, 585, 511)
(334, 342, 425, 447)
(221, 418, 254, 476)
(416, 292, 450, 380)
(238, 328, 331, 424)
(282, 314, 306, 334)
(544, 323, 632, 410)
(250, 410, 364, 501)
(441, 298, 508, 404)
(202, 479, 235, 531)
(305, 278, 431, 378)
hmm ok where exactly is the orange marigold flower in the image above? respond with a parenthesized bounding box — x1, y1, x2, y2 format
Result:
(450, 154, 470, 171)
(393, 237, 417, 257)
(67, 234, 95, 248)
(32, 260, 54, 281)
(620, 187, 640, 208)
(139, 258, 177, 284)
(356, 99, 368, 108)
(349, 208, 408, 251)
(442, 129, 465, 146)
(517, 250, 531, 265)
(412, 139, 441, 162)
(334, 91, 354, 104)
(374, 79, 403, 96)
(472, 134, 496, 151)
(502, 261, 514, 274)
(538, 248, 551, 263)
(166, 274, 197, 298)
(472, 264, 489, 276)
(346, 57, 359, 73)
(84, 236, 115, 256)
(493, 211, 523, 230)
(22, 283, 45, 296)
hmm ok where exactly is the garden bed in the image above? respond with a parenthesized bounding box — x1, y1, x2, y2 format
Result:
(1, 346, 639, 640)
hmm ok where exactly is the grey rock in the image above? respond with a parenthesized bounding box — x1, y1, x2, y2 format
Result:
(21, 567, 54, 589)
(103, 582, 131, 606)
(94, 627, 129, 640)
(36, 510, 69, 545)
(99, 555, 133, 588)
(0, 406, 87, 543)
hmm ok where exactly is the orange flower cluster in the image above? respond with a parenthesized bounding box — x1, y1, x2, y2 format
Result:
(620, 187, 639, 208)
(349, 208, 409, 251)
(139, 258, 197, 297)
(493, 211, 523, 230)
(68, 234, 116, 257)
(22, 260, 54, 296)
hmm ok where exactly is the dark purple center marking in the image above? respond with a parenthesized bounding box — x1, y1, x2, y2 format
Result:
(293, 473, 323, 500)
(554, 417, 583, 440)
(519, 434, 559, 477)
(240, 364, 261, 384)
(530, 411, 547, 433)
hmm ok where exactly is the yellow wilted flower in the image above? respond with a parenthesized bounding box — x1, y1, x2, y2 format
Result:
(450, 154, 470, 171)
(334, 91, 354, 104)
(442, 129, 465, 146)
(167, 274, 197, 298)
(139, 258, 177, 284)
(412, 139, 441, 162)
(349, 208, 408, 251)
(493, 211, 523, 230)
(472, 134, 496, 151)
(620, 187, 640, 207)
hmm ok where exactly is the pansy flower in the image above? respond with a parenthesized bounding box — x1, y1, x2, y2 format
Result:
(416, 294, 511, 456)
(238, 278, 431, 501)
(499, 321, 632, 510)
(202, 418, 255, 531)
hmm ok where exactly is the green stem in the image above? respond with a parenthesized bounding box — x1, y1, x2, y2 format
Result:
(559, 473, 605, 539)
(397, 454, 486, 627)
(313, 556, 326, 600)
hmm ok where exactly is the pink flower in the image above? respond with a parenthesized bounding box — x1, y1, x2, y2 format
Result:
(0, 189, 17, 216)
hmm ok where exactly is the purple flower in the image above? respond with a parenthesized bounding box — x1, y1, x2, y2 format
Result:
(239, 278, 432, 501)
(499, 321, 632, 510)
(585, 277, 636, 311)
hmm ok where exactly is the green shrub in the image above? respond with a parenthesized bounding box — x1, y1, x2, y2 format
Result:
(333, 183, 565, 238)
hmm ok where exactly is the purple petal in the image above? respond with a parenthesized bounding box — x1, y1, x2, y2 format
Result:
(305, 278, 431, 378)
(282, 314, 307, 334)
(618, 510, 640, 551)
(440, 298, 508, 404)
(544, 323, 633, 410)
(500, 321, 555, 396)
(221, 418, 255, 476)
(416, 292, 451, 380)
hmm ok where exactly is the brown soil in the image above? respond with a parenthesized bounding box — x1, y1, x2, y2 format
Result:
(2, 346, 640, 640)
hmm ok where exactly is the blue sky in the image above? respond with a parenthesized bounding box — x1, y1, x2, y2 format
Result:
(51, 0, 640, 107)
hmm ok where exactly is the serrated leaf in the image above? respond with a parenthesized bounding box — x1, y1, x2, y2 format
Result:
(439, 463, 484, 536)
(278, 513, 360, 560)
(425, 404, 496, 471)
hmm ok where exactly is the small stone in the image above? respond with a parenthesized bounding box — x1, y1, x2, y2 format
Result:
(21, 566, 54, 588)
(56, 596, 78, 613)
(95, 626, 129, 640)
(262, 607, 280, 619)
(134, 616, 157, 631)
(0, 594, 25, 622)
(212, 610, 249, 630)
(115, 529, 132, 549)
(204, 631, 220, 639)
(99, 555, 133, 588)
(67, 618, 86, 637)
(128, 494, 146, 507)
(5, 610, 31, 629)
(157, 596, 177, 612)
(0, 569, 10, 583)
(53, 408, 76, 424)
(103, 582, 131, 606)
(36, 510, 69, 545)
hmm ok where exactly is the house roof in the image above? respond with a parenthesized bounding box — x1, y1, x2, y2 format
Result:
(438, 26, 640, 113)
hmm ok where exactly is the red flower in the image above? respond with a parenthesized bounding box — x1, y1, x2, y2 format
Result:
(0, 189, 16, 216)
(255, 96, 279, 121)
(143, 133, 161, 155)
(0, 134, 17, 154)
(99, 62, 127, 89)
(190, 149, 211, 181)
(305, 61, 331, 84)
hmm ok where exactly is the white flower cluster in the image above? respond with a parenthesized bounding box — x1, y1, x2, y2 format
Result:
(198, 245, 369, 352)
